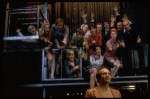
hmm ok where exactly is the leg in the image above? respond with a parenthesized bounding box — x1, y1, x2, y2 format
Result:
(47, 52, 53, 78)
(89, 68, 97, 88)
(110, 59, 121, 77)
(90, 73, 95, 88)
(50, 54, 56, 78)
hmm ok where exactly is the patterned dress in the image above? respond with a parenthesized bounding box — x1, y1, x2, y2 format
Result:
(104, 38, 121, 61)
(89, 54, 104, 70)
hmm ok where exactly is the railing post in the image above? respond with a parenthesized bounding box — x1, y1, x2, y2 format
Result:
(44, 2, 48, 23)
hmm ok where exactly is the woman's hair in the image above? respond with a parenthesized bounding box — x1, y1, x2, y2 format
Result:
(55, 18, 65, 25)
(92, 43, 102, 52)
(110, 28, 118, 34)
(96, 65, 111, 81)
(81, 23, 89, 29)
(66, 49, 74, 57)
(39, 22, 51, 36)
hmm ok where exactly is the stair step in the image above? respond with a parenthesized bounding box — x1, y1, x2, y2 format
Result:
(17, 17, 43, 20)
(11, 11, 44, 14)
(21, 22, 44, 25)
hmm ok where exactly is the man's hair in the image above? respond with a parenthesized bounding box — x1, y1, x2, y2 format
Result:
(96, 23, 103, 27)
(55, 18, 64, 25)
(104, 21, 109, 24)
(96, 65, 111, 81)
(76, 28, 83, 35)
(89, 23, 96, 30)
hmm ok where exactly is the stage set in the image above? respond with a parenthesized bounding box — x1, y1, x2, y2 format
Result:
(3, 2, 148, 98)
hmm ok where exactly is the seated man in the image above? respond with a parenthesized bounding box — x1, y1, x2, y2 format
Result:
(69, 28, 89, 60)
(51, 18, 69, 77)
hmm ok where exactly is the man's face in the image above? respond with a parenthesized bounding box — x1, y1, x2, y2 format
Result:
(123, 21, 130, 31)
(91, 28, 97, 36)
(99, 69, 111, 84)
(82, 24, 88, 33)
(44, 25, 50, 34)
(117, 22, 123, 31)
(96, 24, 102, 33)
(76, 32, 82, 40)
(104, 22, 109, 29)
(56, 22, 64, 31)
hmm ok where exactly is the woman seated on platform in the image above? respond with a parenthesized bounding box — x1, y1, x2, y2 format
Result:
(87, 44, 116, 88)
(104, 28, 125, 77)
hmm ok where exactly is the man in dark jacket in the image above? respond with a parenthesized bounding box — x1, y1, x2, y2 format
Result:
(117, 20, 145, 76)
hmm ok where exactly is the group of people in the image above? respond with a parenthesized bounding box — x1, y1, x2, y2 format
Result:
(15, 6, 145, 91)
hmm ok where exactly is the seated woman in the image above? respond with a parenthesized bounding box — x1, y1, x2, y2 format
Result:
(87, 44, 116, 88)
(104, 28, 125, 77)
(64, 49, 80, 78)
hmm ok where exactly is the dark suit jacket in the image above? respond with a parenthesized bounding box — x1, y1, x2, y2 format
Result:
(101, 28, 111, 55)
(85, 86, 121, 98)
(117, 26, 140, 49)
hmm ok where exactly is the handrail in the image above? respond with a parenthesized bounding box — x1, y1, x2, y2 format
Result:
(3, 7, 45, 40)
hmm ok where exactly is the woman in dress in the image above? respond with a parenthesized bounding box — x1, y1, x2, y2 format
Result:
(104, 28, 125, 77)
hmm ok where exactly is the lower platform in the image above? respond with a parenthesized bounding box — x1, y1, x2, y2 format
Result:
(3, 75, 148, 98)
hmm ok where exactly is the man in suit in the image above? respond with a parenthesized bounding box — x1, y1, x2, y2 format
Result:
(85, 66, 121, 98)
(117, 20, 145, 76)
(101, 21, 111, 55)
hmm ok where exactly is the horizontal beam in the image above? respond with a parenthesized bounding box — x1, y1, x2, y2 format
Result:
(21, 22, 44, 25)
(3, 35, 39, 40)
(4, 7, 39, 11)
(17, 17, 43, 20)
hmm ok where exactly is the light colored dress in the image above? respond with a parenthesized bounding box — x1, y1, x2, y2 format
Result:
(89, 54, 104, 70)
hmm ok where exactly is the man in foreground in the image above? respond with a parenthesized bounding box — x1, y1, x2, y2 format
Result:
(85, 66, 121, 98)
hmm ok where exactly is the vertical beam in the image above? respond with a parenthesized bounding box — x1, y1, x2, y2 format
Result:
(79, 2, 81, 26)
(55, 2, 58, 19)
(43, 87, 46, 98)
(44, 2, 48, 22)
(57, 2, 60, 18)
(37, 7, 40, 36)
(41, 48, 45, 80)
(80, 47, 82, 78)
(4, 2, 10, 37)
